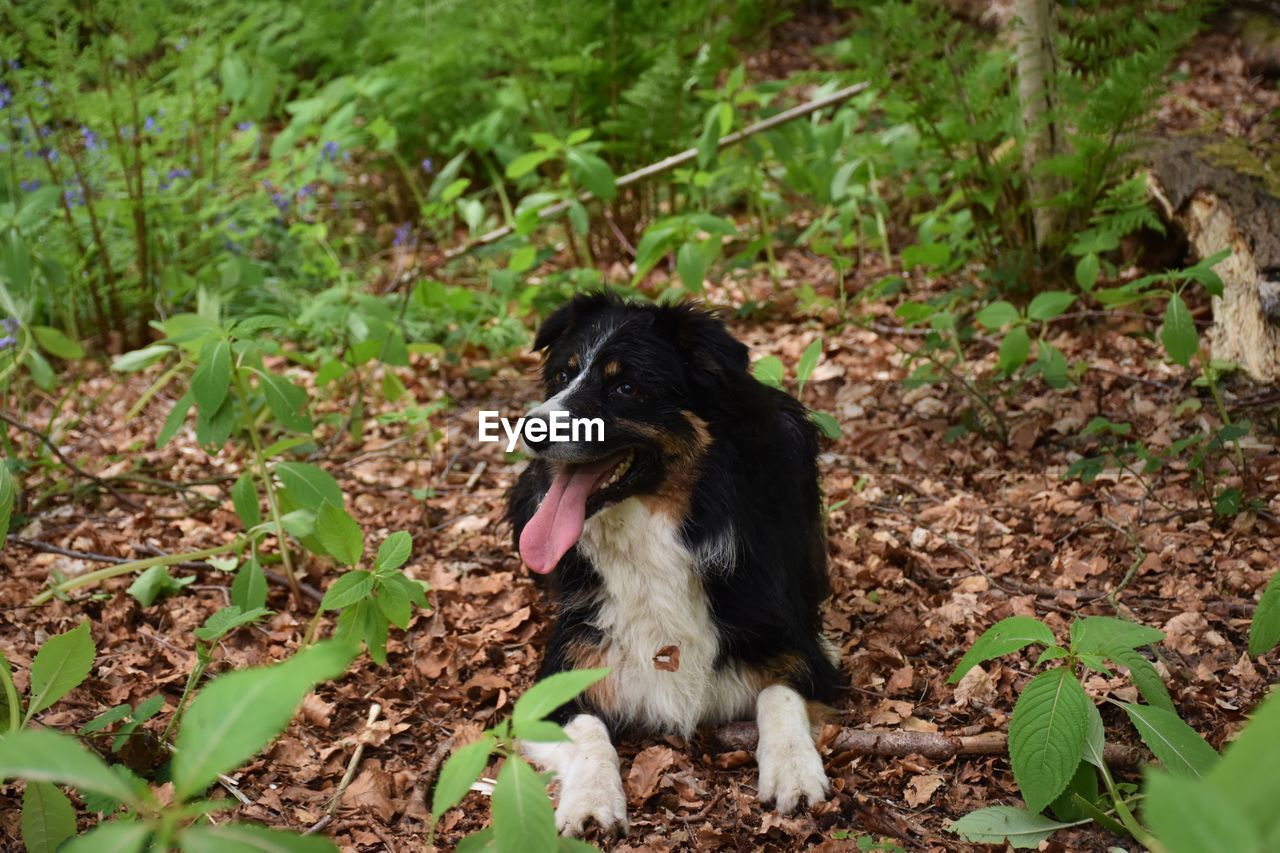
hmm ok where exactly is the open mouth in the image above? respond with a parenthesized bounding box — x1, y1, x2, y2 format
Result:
(518, 449, 639, 574)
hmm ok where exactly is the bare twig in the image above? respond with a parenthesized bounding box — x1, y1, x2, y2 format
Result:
(324, 703, 383, 818)
(712, 723, 1146, 768)
(0, 410, 142, 508)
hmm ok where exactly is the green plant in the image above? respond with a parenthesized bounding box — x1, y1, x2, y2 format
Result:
(430, 668, 610, 851)
(0, 640, 354, 851)
(1249, 572, 1280, 658)
(947, 614, 1221, 848)
(313, 528, 428, 665)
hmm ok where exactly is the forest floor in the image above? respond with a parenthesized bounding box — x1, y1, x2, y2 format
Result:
(4, 12, 1280, 853)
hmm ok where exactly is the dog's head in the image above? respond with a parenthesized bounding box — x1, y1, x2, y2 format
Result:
(517, 291, 748, 572)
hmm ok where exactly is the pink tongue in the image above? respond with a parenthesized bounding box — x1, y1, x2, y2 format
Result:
(519, 457, 618, 574)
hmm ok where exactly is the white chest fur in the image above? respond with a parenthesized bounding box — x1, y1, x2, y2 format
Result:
(578, 499, 757, 736)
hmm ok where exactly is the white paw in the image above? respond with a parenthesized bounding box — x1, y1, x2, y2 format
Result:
(555, 766, 628, 836)
(757, 739, 830, 813)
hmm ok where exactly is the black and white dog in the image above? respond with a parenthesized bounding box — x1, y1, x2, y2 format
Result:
(507, 291, 839, 835)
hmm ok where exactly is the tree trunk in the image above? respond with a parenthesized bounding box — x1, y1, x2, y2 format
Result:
(1147, 136, 1280, 381)
(1013, 0, 1064, 250)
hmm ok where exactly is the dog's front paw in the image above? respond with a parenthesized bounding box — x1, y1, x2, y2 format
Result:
(757, 740, 830, 814)
(555, 768, 628, 836)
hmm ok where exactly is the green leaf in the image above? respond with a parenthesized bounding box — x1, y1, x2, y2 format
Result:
(432, 735, 496, 819)
(948, 616, 1055, 683)
(0, 464, 14, 544)
(192, 339, 232, 415)
(1110, 648, 1174, 712)
(901, 242, 951, 269)
(321, 571, 375, 611)
(513, 719, 570, 743)
(179, 823, 338, 852)
(1048, 760, 1098, 823)
(1035, 341, 1070, 389)
(112, 344, 173, 373)
(1249, 571, 1280, 656)
(493, 755, 557, 853)
(948, 806, 1074, 849)
(80, 703, 134, 735)
(1027, 292, 1076, 322)
(1143, 770, 1262, 853)
(195, 606, 271, 643)
(231, 473, 261, 529)
(28, 621, 96, 717)
(505, 151, 552, 180)
(255, 369, 312, 433)
(60, 821, 152, 853)
(1075, 253, 1100, 290)
(976, 301, 1020, 330)
(127, 564, 195, 607)
(375, 531, 413, 573)
(21, 781, 77, 853)
(195, 397, 235, 451)
(796, 339, 822, 394)
(1160, 292, 1198, 367)
(0, 728, 141, 804)
(565, 150, 616, 200)
(809, 410, 842, 439)
(631, 226, 676, 281)
(157, 392, 195, 448)
(996, 327, 1032, 376)
(1204, 689, 1280, 841)
(513, 668, 609, 724)
(1121, 702, 1218, 778)
(1214, 486, 1243, 517)
(172, 641, 356, 800)
(231, 558, 268, 611)
(675, 241, 708, 292)
(1008, 668, 1090, 813)
(1070, 616, 1164, 655)
(30, 326, 85, 360)
(274, 462, 343, 512)
(315, 502, 364, 567)
(752, 355, 785, 390)
(374, 579, 411, 629)
(1081, 700, 1106, 770)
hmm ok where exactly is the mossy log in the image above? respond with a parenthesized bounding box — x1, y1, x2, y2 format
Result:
(1147, 135, 1280, 381)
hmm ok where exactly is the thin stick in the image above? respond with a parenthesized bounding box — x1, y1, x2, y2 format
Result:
(712, 723, 1146, 768)
(309, 702, 383, 831)
(439, 82, 870, 262)
(0, 411, 142, 508)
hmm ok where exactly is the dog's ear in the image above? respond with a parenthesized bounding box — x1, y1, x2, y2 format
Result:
(657, 302, 749, 381)
(532, 291, 619, 351)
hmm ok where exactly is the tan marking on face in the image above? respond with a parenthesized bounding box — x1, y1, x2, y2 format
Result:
(567, 353, 581, 370)
(630, 413, 712, 519)
(603, 360, 622, 378)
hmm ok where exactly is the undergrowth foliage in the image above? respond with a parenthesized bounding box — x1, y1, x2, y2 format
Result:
(0, 0, 1277, 850)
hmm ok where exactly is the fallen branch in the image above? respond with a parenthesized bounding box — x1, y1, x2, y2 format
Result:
(307, 703, 382, 834)
(0, 410, 142, 509)
(712, 723, 1146, 769)
(439, 81, 870, 263)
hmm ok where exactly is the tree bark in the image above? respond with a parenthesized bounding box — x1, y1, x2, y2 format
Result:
(1013, 0, 1064, 250)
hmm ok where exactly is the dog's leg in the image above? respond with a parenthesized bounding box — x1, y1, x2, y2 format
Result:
(755, 684, 830, 813)
(522, 714, 628, 836)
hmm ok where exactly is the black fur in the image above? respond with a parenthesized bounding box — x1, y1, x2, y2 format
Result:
(507, 291, 839, 729)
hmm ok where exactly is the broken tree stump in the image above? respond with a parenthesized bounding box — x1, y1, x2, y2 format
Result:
(1147, 135, 1280, 381)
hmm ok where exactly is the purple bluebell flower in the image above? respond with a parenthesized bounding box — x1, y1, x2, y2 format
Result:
(237, 121, 254, 131)
(393, 222, 412, 247)
(143, 115, 157, 133)
(167, 168, 191, 180)
(80, 125, 104, 152)
(8, 60, 20, 71)
(19, 179, 39, 192)
(421, 158, 434, 175)
(322, 141, 339, 161)
(295, 184, 315, 201)
(0, 85, 11, 110)
(0, 336, 16, 350)
(271, 191, 290, 214)
(2, 317, 18, 333)
(63, 186, 84, 206)
(38, 125, 52, 138)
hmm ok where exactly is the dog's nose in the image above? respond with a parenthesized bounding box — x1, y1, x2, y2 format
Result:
(521, 412, 552, 454)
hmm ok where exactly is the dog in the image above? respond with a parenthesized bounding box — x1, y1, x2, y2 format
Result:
(507, 291, 840, 835)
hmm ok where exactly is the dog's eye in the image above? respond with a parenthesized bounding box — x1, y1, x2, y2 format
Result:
(613, 382, 638, 398)
(553, 369, 570, 386)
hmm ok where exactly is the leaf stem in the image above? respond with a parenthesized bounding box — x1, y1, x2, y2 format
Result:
(30, 541, 241, 605)
(0, 662, 21, 732)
